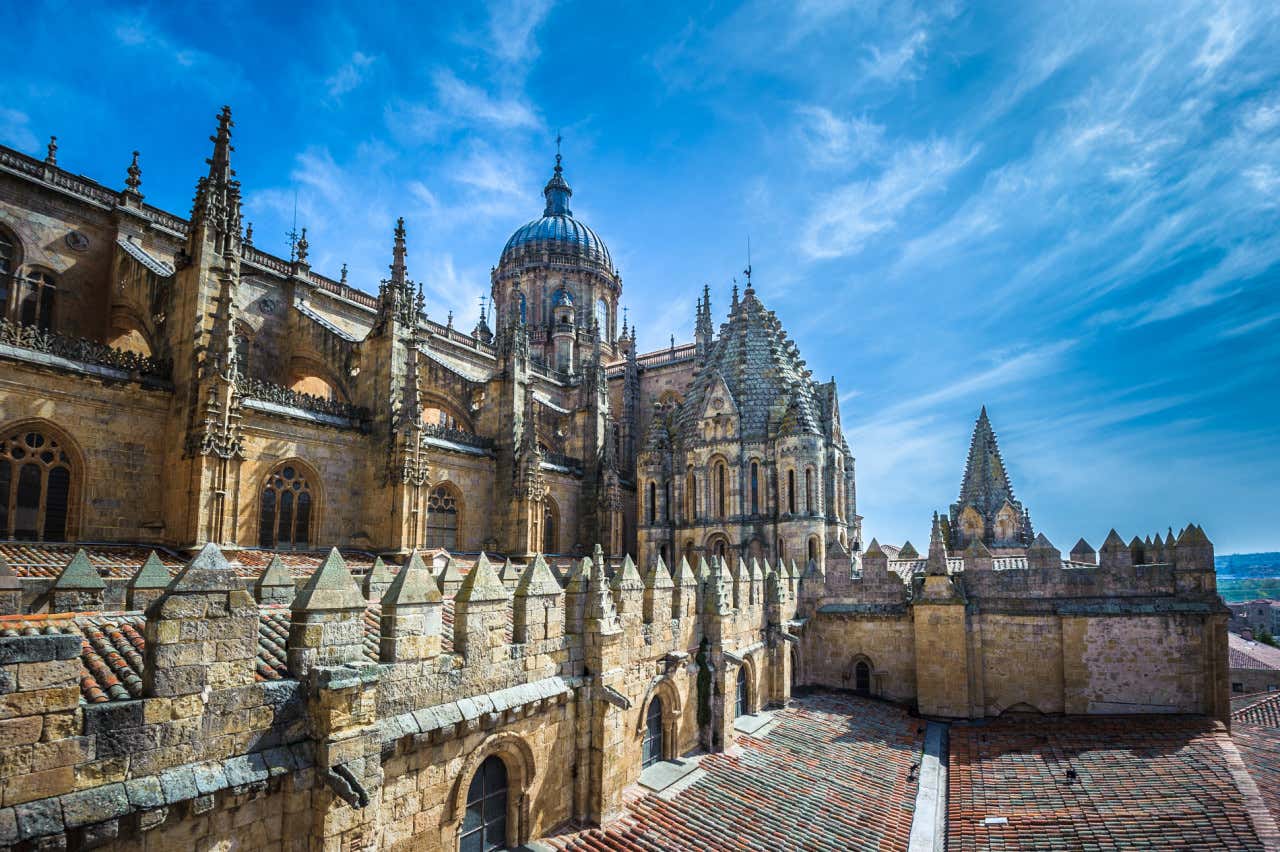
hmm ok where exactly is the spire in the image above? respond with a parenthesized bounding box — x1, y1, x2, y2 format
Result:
(390, 216, 407, 287)
(926, 512, 948, 576)
(244, 222, 254, 247)
(123, 150, 142, 198)
(542, 142, 573, 216)
(189, 106, 242, 254)
(45, 136, 57, 167)
(954, 406, 1028, 548)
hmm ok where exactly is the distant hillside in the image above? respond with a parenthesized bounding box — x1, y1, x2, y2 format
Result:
(1216, 552, 1280, 578)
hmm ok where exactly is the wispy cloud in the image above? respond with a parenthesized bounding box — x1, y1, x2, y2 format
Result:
(795, 106, 884, 168)
(325, 51, 376, 99)
(432, 70, 541, 130)
(862, 29, 929, 82)
(485, 0, 556, 66)
(801, 137, 975, 259)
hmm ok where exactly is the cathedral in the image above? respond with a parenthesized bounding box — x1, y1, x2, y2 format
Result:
(0, 109, 1261, 852)
(0, 106, 856, 570)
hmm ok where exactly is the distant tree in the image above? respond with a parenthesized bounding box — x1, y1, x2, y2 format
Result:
(1257, 627, 1279, 648)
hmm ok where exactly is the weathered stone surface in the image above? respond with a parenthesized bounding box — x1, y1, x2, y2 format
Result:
(60, 784, 129, 828)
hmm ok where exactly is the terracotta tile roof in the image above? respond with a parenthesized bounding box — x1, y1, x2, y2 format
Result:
(545, 690, 923, 851)
(949, 714, 1267, 851)
(1234, 718, 1280, 833)
(229, 548, 381, 579)
(1230, 633, 1280, 671)
(1235, 692, 1280, 729)
(0, 542, 183, 579)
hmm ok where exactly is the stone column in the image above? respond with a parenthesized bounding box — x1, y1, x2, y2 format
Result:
(287, 548, 368, 679)
(452, 553, 510, 664)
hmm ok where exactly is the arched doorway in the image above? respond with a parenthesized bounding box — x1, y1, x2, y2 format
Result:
(854, 660, 871, 694)
(460, 755, 507, 852)
(736, 666, 749, 717)
(642, 696, 663, 768)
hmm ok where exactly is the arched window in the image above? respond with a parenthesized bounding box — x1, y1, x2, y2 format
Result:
(642, 696, 664, 768)
(713, 539, 727, 558)
(686, 471, 697, 521)
(543, 499, 558, 553)
(647, 481, 656, 525)
(0, 429, 73, 541)
(18, 269, 56, 331)
(518, 292, 527, 324)
(258, 464, 313, 550)
(777, 537, 785, 561)
(595, 298, 608, 339)
(855, 660, 871, 694)
(736, 666, 749, 717)
(805, 468, 814, 514)
(663, 480, 671, 522)
(714, 461, 727, 519)
(808, 537, 819, 564)
(660, 543, 670, 565)
(749, 462, 759, 515)
(787, 469, 796, 514)
(460, 755, 508, 852)
(426, 484, 460, 551)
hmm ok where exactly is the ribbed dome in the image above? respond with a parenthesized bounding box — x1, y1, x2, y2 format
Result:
(499, 155, 613, 272)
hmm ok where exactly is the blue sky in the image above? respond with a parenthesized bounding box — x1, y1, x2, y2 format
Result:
(5, 1, 1279, 553)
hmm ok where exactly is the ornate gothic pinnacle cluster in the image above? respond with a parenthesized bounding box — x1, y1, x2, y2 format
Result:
(516, 392, 547, 499)
(377, 217, 424, 330)
(190, 106, 242, 256)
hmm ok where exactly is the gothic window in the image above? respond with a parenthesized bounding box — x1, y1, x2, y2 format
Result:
(750, 462, 759, 515)
(647, 481, 656, 525)
(18, 269, 56, 331)
(736, 666, 749, 717)
(0, 429, 73, 541)
(518, 292, 527, 324)
(258, 464, 313, 550)
(543, 499, 559, 553)
(460, 755, 508, 852)
(994, 505, 1017, 541)
(777, 537, 785, 561)
(805, 468, 815, 514)
(595, 298, 608, 340)
(685, 471, 697, 521)
(787, 469, 797, 514)
(664, 480, 671, 522)
(642, 696, 664, 768)
(426, 484, 460, 551)
(713, 538, 727, 558)
(808, 537, 819, 564)
(714, 461, 727, 519)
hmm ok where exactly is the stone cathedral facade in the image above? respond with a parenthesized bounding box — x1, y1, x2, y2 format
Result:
(0, 109, 1230, 851)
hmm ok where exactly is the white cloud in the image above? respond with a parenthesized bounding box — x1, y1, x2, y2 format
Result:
(485, 0, 556, 66)
(325, 51, 376, 99)
(796, 106, 884, 168)
(801, 137, 975, 259)
(862, 28, 929, 82)
(111, 11, 240, 86)
(432, 70, 541, 130)
(0, 109, 38, 152)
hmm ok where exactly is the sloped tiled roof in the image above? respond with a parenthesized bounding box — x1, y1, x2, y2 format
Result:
(1230, 633, 1280, 671)
(950, 714, 1268, 850)
(0, 543, 184, 579)
(1235, 692, 1280, 728)
(544, 690, 923, 851)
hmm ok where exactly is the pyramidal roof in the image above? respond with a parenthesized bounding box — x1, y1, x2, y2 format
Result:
(958, 407, 1017, 517)
(676, 289, 822, 440)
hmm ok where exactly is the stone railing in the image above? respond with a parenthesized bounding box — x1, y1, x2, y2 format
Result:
(543, 451, 583, 472)
(0, 319, 171, 380)
(239, 377, 368, 421)
(423, 423, 495, 450)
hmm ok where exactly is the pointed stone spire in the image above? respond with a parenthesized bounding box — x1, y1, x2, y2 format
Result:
(130, 551, 170, 590)
(456, 552, 508, 603)
(1099, 529, 1132, 569)
(362, 556, 395, 600)
(380, 551, 441, 607)
(291, 548, 365, 612)
(379, 551, 442, 662)
(254, 554, 295, 605)
(391, 216, 407, 286)
(1027, 532, 1061, 570)
(898, 541, 919, 561)
(963, 536, 994, 573)
(190, 106, 242, 251)
(50, 548, 105, 612)
(516, 553, 562, 597)
(436, 555, 464, 597)
(643, 554, 674, 623)
(645, 554, 674, 590)
(1069, 538, 1096, 565)
(954, 406, 1030, 547)
(703, 552, 731, 616)
(584, 544, 622, 632)
(926, 513, 950, 577)
(611, 554, 643, 592)
(499, 557, 521, 587)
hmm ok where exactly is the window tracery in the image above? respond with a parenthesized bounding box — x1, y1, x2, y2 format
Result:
(258, 464, 314, 550)
(0, 429, 73, 541)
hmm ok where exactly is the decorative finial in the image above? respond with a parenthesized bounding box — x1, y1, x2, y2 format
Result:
(295, 227, 309, 264)
(446, 310, 454, 329)
(555, 130, 563, 169)
(621, 306, 629, 336)
(243, 222, 254, 246)
(45, 136, 58, 166)
(743, 235, 753, 294)
(670, 333, 675, 350)
(395, 216, 406, 240)
(124, 150, 142, 195)
(339, 263, 348, 284)
(416, 282, 425, 314)
(732, 281, 739, 308)
(478, 294, 487, 322)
